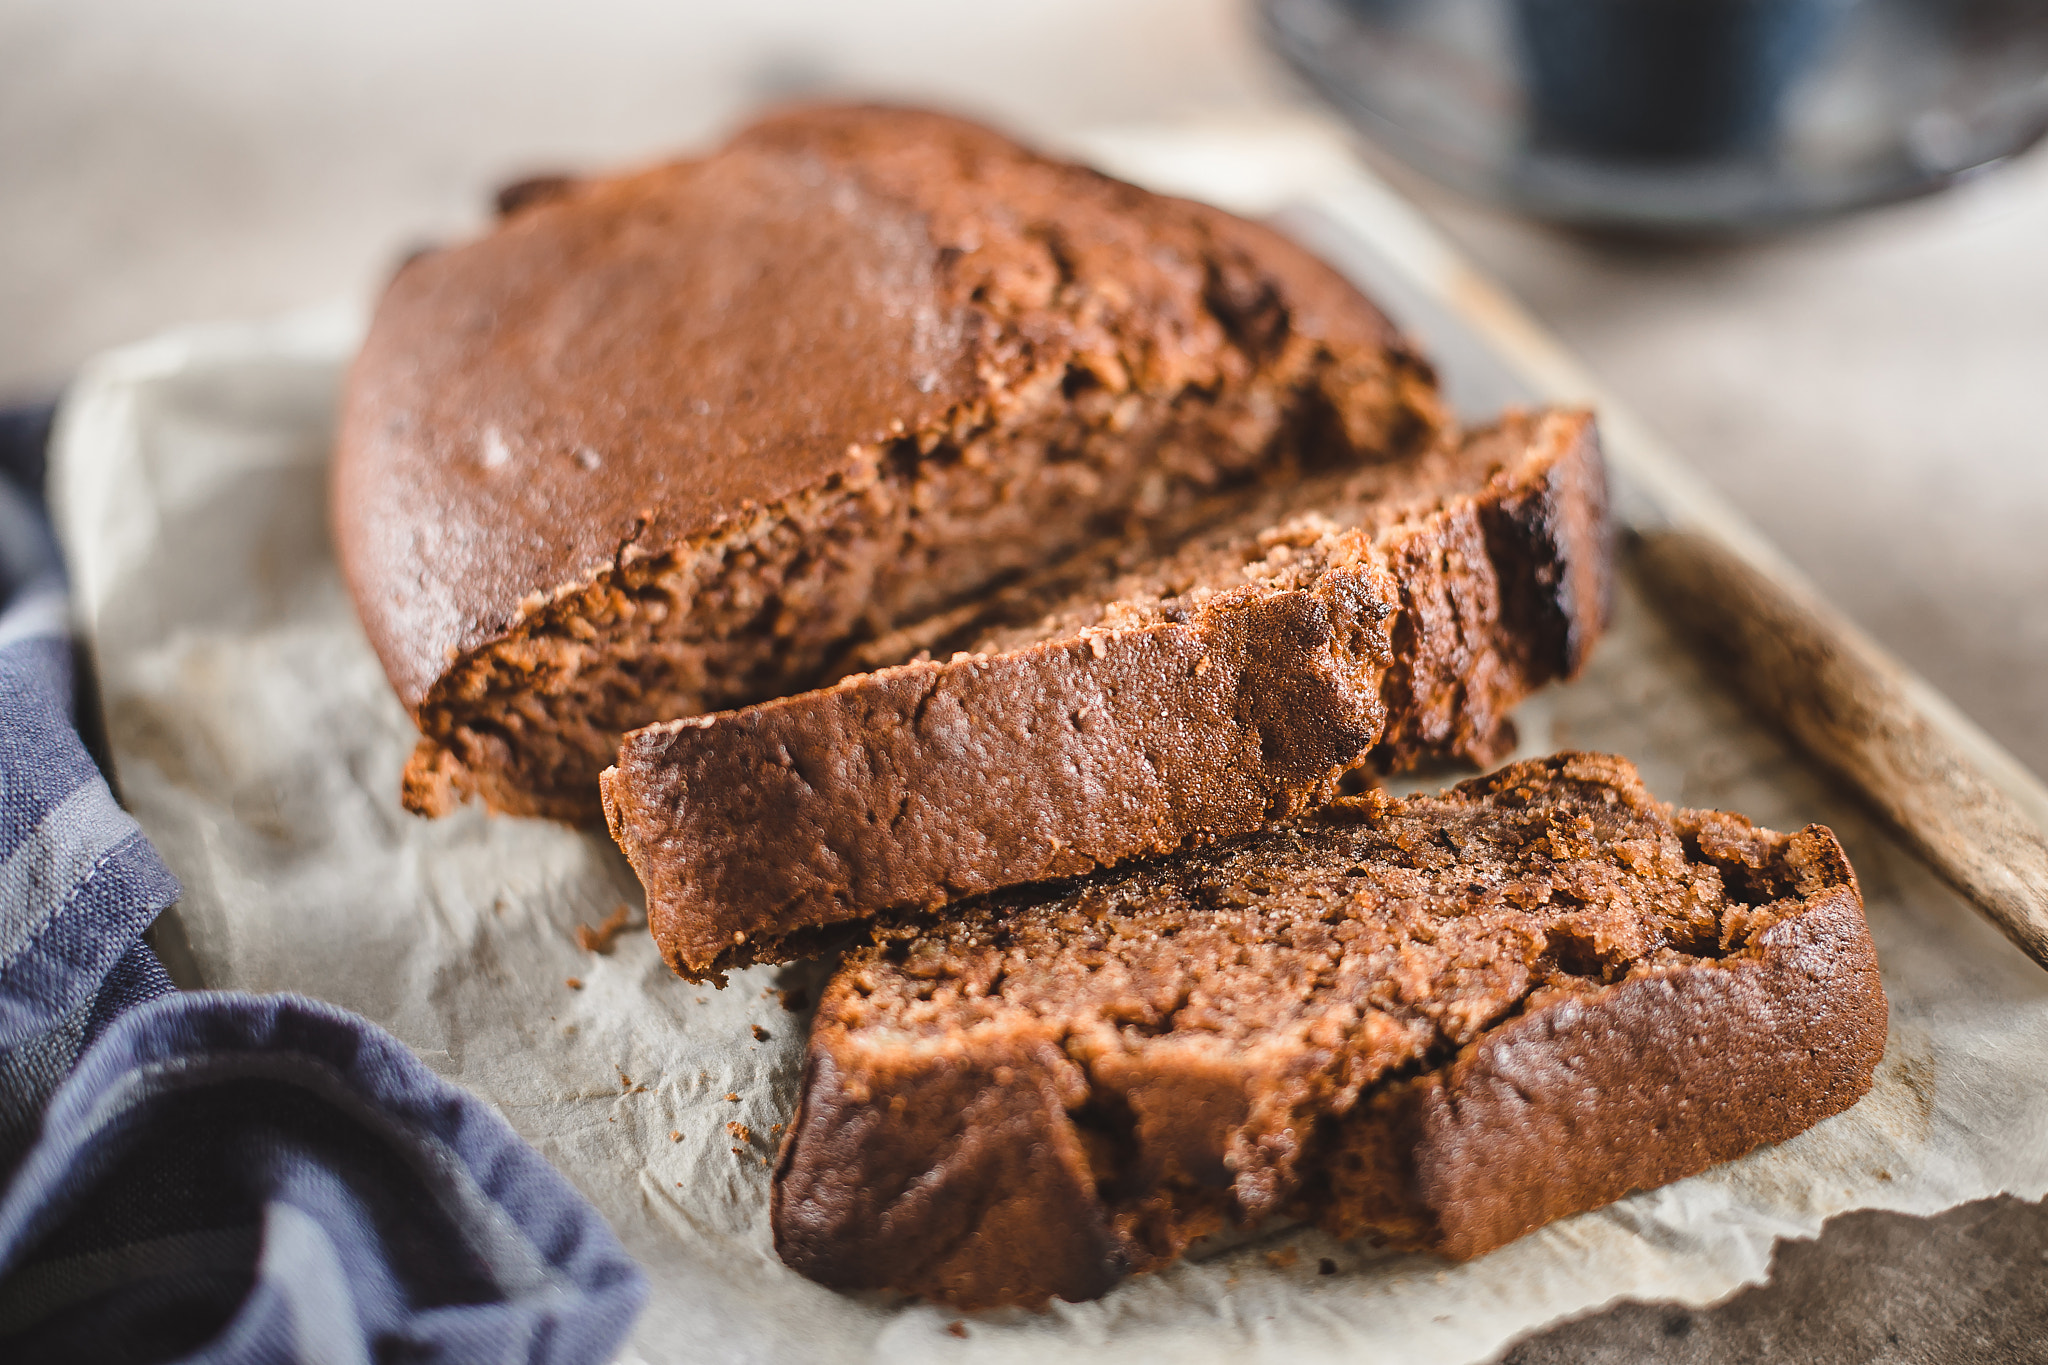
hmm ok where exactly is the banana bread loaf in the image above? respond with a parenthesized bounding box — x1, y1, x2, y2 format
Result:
(332, 104, 1444, 823)
(604, 409, 1610, 982)
(771, 752, 1887, 1308)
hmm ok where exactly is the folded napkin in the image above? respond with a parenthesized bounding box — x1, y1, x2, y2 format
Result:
(0, 406, 646, 1364)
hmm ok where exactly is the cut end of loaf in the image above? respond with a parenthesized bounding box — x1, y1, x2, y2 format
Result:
(403, 347, 1440, 825)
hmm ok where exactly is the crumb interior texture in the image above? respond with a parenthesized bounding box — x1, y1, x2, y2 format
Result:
(332, 104, 1444, 823)
(769, 753, 1887, 1309)
(603, 408, 1609, 983)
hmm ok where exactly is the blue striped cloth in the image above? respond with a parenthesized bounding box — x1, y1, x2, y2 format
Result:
(0, 409, 647, 1363)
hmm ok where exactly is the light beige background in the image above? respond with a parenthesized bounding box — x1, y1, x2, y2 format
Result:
(5, 0, 2044, 779)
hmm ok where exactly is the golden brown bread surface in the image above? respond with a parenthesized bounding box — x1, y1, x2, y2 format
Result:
(605, 409, 1611, 982)
(770, 753, 1888, 1308)
(332, 104, 1444, 822)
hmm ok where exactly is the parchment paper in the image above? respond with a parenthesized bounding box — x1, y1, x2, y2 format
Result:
(51, 144, 2048, 1364)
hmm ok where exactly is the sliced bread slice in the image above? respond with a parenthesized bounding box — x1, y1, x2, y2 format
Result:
(771, 752, 1887, 1308)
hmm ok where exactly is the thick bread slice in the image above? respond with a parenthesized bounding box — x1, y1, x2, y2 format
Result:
(333, 104, 1444, 823)
(770, 753, 1887, 1308)
(604, 409, 1611, 982)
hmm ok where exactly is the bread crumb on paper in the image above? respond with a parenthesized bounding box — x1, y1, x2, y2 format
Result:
(575, 903, 640, 954)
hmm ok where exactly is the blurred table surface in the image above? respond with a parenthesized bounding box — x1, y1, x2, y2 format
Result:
(3, 1, 2044, 1359)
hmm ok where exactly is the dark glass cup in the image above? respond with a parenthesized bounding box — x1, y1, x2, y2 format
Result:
(1512, 0, 1849, 161)
(1264, 0, 2048, 232)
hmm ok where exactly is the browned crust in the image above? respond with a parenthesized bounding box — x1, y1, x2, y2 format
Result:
(771, 807, 1886, 1309)
(771, 1040, 1130, 1307)
(1373, 404, 1614, 771)
(1320, 872, 1887, 1258)
(605, 412, 1610, 982)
